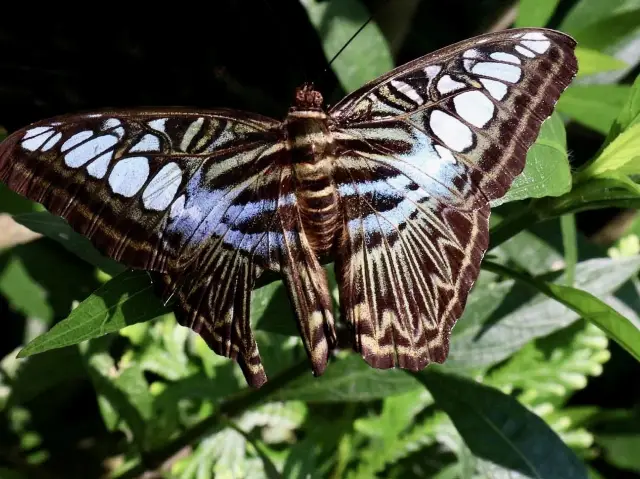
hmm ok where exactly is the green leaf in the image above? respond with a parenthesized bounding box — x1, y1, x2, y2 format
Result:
(13, 212, 125, 276)
(594, 409, 640, 473)
(569, 8, 640, 52)
(575, 46, 628, 77)
(484, 260, 640, 363)
(301, 0, 394, 94)
(579, 123, 640, 181)
(414, 369, 589, 478)
(609, 73, 640, 138)
(0, 184, 41, 215)
(448, 256, 640, 370)
(515, 0, 560, 27)
(492, 113, 571, 207)
(274, 354, 421, 402)
(538, 177, 640, 219)
(560, 0, 640, 33)
(557, 85, 631, 135)
(18, 270, 169, 358)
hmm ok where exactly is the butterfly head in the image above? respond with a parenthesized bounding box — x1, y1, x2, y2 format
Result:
(293, 83, 324, 111)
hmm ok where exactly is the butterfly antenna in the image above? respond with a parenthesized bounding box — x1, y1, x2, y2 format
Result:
(326, 14, 375, 71)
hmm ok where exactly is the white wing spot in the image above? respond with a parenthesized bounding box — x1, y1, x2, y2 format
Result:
(424, 65, 442, 78)
(65, 135, 118, 168)
(109, 156, 150, 197)
(142, 162, 183, 211)
(521, 40, 550, 54)
(22, 130, 56, 152)
(522, 32, 548, 41)
(390, 79, 424, 105)
(23, 126, 53, 140)
(515, 45, 536, 58)
(480, 78, 508, 100)
(41, 132, 62, 151)
(104, 118, 121, 129)
(61, 131, 93, 152)
(463, 49, 480, 58)
(169, 194, 186, 220)
(435, 145, 456, 164)
(86, 152, 113, 179)
(437, 75, 466, 94)
(130, 134, 160, 152)
(454, 91, 495, 128)
(429, 110, 473, 152)
(148, 118, 167, 133)
(472, 62, 521, 83)
(490, 52, 521, 64)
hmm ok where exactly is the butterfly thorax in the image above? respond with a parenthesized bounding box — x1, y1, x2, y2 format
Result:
(284, 85, 340, 256)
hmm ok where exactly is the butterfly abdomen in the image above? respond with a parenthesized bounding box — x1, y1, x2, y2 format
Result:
(285, 110, 340, 256)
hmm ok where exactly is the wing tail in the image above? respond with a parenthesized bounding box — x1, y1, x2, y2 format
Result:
(159, 249, 267, 388)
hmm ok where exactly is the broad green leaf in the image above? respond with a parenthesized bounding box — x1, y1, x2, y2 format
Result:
(575, 46, 628, 77)
(13, 212, 125, 276)
(515, 0, 560, 27)
(301, 0, 393, 93)
(274, 354, 421, 402)
(561, 0, 640, 33)
(557, 85, 631, 134)
(492, 113, 571, 207)
(415, 369, 588, 478)
(448, 256, 640, 370)
(484, 260, 640, 363)
(568, 8, 640, 51)
(18, 270, 169, 358)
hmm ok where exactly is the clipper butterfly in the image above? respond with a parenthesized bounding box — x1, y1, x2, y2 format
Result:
(0, 28, 578, 387)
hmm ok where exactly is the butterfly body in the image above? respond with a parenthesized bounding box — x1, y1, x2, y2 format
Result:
(285, 86, 340, 256)
(0, 28, 578, 387)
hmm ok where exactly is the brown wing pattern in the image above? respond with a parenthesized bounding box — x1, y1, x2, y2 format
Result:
(330, 28, 577, 371)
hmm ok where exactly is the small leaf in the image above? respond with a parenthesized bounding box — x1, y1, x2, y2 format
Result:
(414, 369, 589, 478)
(557, 84, 631, 135)
(18, 270, 169, 358)
(492, 113, 571, 207)
(274, 354, 421, 402)
(301, 0, 394, 94)
(575, 46, 628, 77)
(579, 123, 640, 180)
(515, 0, 560, 27)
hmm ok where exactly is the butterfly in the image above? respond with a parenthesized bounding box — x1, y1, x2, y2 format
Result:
(0, 28, 577, 387)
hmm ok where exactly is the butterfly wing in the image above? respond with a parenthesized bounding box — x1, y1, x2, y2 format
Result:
(0, 109, 337, 386)
(330, 28, 577, 369)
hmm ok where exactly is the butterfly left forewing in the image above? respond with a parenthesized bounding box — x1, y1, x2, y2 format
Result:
(330, 28, 577, 371)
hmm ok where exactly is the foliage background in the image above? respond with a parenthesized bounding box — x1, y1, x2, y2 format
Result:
(1, 0, 640, 477)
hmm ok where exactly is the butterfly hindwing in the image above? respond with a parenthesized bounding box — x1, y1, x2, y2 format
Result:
(331, 28, 577, 370)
